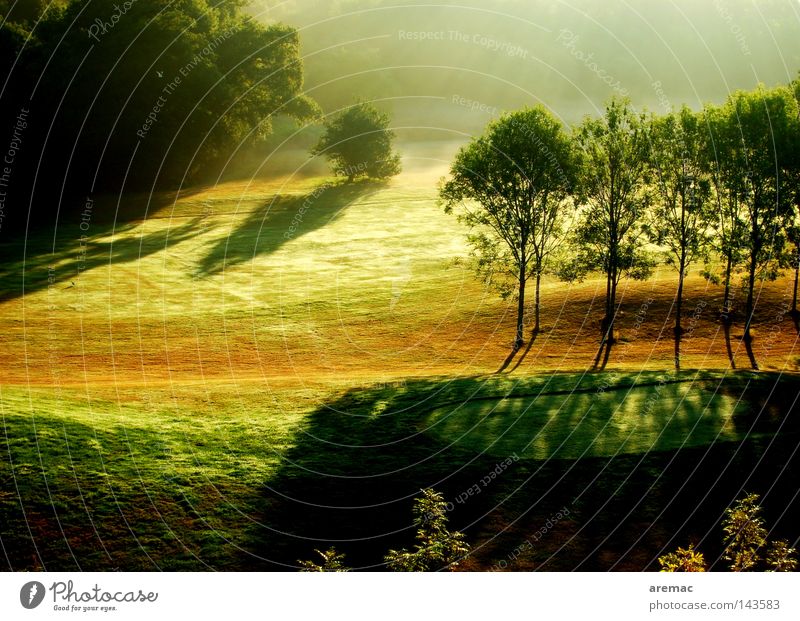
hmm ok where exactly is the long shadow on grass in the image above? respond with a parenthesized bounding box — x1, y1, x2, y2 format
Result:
(0, 217, 203, 302)
(252, 372, 800, 571)
(196, 180, 384, 276)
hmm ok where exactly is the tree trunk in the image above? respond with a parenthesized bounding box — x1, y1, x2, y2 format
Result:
(722, 254, 733, 323)
(674, 251, 686, 371)
(743, 248, 759, 370)
(515, 276, 526, 351)
(793, 246, 799, 314)
(594, 269, 614, 369)
(533, 271, 541, 334)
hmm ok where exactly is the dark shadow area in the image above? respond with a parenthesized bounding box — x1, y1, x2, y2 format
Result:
(196, 180, 384, 276)
(5, 373, 798, 571)
(0, 217, 203, 302)
(248, 372, 800, 571)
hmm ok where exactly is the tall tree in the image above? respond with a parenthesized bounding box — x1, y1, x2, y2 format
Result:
(787, 75, 800, 317)
(567, 98, 654, 369)
(648, 107, 713, 370)
(717, 87, 797, 368)
(440, 106, 577, 350)
(702, 104, 748, 316)
(312, 101, 401, 181)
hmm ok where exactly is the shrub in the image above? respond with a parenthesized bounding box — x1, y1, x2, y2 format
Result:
(766, 540, 798, 572)
(385, 488, 470, 571)
(721, 493, 768, 571)
(658, 544, 707, 572)
(298, 547, 349, 572)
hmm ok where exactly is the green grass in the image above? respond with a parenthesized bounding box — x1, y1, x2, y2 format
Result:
(1, 166, 799, 570)
(0, 383, 314, 569)
(424, 377, 752, 460)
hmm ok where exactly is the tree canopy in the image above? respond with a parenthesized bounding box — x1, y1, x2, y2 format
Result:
(312, 101, 401, 181)
(440, 105, 577, 348)
(0, 0, 317, 232)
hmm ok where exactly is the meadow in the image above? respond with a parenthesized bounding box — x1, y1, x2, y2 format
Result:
(1, 160, 798, 570)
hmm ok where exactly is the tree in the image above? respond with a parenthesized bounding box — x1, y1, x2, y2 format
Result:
(648, 107, 713, 370)
(701, 102, 749, 367)
(384, 489, 469, 571)
(439, 106, 577, 349)
(567, 98, 654, 369)
(312, 101, 401, 181)
(785, 75, 800, 317)
(722, 492, 768, 572)
(0, 0, 319, 233)
(716, 88, 798, 368)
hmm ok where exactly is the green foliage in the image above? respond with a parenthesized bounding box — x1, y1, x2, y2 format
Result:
(298, 548, 349, 572)
(0, 0, 318, 194)
(766, 540, 798, 572)
(658, 544, 707, 572)
(312, 101, 401, 180)
(384, 488, 470, 571)
(722, 492, 768, 571)
(661, 494, 796, 573)
(440, 105, 578, 341)
(648, 106, 714, 272)
(567, 97, 654, 285)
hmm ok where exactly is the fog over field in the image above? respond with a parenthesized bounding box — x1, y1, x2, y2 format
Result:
(253, 0, 800, 133)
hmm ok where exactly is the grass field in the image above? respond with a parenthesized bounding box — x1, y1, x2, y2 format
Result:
(1, 161, 799, 570)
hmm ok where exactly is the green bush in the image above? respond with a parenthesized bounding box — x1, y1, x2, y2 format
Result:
(298, 548, 349, 572)
(722, 493, 768, 572)
(385, 488, 470, 571)
(658, 544, 707, 572)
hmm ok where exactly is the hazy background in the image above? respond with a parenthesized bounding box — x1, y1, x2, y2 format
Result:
(245, 0, 800, 173)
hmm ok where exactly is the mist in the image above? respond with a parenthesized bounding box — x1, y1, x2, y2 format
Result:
(248, 0, 800, 162)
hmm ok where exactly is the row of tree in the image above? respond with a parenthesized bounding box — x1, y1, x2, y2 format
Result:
(441, 78, 800, 371)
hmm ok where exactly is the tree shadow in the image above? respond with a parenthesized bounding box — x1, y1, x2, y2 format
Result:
(743, 335, 759, 371)
(249, 375, 588, 570)
(196, 180, 385, 277)
(249, 372, 800, 571)
(790, 309, 800, 335)
(722, 320, 737, 369)
(495, 347, 520, 373)
(507, 330, 540, 373)
(0, 217, 203, 302)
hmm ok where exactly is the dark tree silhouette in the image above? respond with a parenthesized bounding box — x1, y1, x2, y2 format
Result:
(312, 101, 401, 181)
(440, 106, 577, 351)
(649, 107, 713, 370)
(566, 98, 654, 369)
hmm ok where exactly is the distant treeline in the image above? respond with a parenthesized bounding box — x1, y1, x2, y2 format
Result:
(0, 0, 317, 236)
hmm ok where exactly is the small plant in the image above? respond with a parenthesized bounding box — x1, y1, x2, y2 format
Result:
(385, 488, 470, 571)
(658, 544, 707, 572)
(766, 540, 798, 572)
(298, 547, 349, 572)
(722, 492, 768, 571)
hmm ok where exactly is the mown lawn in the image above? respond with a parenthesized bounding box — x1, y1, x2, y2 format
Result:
(2, 370, 798, 570)
(1, 169, 799, 570)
